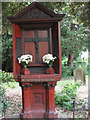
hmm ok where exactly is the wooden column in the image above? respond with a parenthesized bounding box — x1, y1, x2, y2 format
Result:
(44, 82, 58, 118)
(20, 83, 33, 118)
(58, 21, 62, 76)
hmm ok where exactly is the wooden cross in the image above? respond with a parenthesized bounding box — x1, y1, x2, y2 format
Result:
(24, 30, 49, 64)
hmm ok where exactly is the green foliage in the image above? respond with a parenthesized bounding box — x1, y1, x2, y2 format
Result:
(61, 19, 88, 57)
(0, 85, 10, 117)
(62, 65, 72, 77)
(0, 69, 15, 83)
(73, 58, 88, 75)
(2, 31, 13, 71)
(0, 69, 16, 116)
(62, 56, 88, 77)
(2, 2, 30, 33)
(62, 57, 73, 77)
(55, 81, 82, 110)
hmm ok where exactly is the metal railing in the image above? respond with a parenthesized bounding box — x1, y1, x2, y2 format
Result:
(2, 100, 90, 119)
(72, 98, 90, 120)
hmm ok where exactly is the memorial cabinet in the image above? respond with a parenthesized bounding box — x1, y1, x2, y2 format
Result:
(8, 2, 65, 118)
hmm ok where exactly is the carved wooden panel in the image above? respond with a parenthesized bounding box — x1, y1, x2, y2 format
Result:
(23, 29, 50, 65)
(38, 30, 48, 38)
(25, 42, 35, 63)
(19, 7, 51, 19)
(39, 42, 49, 63)
(24, 31, 34, 39)
(30, 84, 46, 109)
(32, 93, 44, 104)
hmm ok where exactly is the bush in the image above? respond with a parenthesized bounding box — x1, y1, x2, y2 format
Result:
(0, 85, 10, 117)
(2, 31, 13, 72)
(62, 65, 72, 77)
(62, 57, 73, 77)
(0, 70, 15, 117)
(55, 81, 82, 110)
(0, 70, 15, 83)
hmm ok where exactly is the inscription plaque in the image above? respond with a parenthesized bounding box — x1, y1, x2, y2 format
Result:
(33, 93, 43, 104)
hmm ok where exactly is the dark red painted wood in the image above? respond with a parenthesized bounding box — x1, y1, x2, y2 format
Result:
(52, 23, 58, 37)
(49, 28, 53, 54)
(58, 22, 62, 77)
(25, 42, 35, 63)
(20, 82, 58, 118)
(21, 68, 30, 75)
(38, 30, 48, 38)
(18, 74, 61, 83)
(24, 30, 34, 39)
(12, 24, 22, 81)
(45, 82, 58, 118)
(8, 17, 65, 24)
(8, 2, 65, 118)
(27, 63, 46, 66)
(20, 23, 53, 29)
(20, 83, 32, 118)
(12, 24, 17, 80)
(46, 68, 55, 74)
(39, 42, 49, 63)
(30, 84, 46, 118)
(52, 23, 59, 74)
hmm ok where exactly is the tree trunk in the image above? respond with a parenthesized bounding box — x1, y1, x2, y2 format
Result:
(67, 23, 75, 67)
(67, 53, 73, 68)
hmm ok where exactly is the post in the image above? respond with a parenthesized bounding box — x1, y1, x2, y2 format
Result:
(44, 82, 58, 118)
(20, 83, 33, 118)
(72, 99, 76, 120)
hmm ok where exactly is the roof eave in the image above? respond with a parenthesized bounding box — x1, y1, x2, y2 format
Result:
(7, 14, 65, 24)
(8, 17, 64, 24)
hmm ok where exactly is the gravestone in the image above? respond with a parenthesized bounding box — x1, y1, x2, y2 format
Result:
(74, 68, 86, 85)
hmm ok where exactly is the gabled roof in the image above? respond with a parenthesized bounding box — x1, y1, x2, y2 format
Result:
(7, 2, 65, 24)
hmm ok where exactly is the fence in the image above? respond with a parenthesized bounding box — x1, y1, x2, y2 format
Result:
(1, 99, 90, 119)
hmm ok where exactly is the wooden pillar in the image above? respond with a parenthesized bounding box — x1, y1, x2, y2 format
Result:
(44, 82, 58, 118)
(19, 83, 33, 118)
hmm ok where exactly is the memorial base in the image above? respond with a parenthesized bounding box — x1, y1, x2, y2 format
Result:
(45, 112, 58, 118)
(19, 81, 58, 118)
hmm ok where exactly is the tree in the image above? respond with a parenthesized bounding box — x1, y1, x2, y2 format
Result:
(60, 16, 88, 64)
(2, 2, 89, 72)
(2, 30, 13, 71)
(55, 2, 89, 69)
(2, 2, 30, 33)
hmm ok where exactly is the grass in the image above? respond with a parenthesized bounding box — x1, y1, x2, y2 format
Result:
(56, 79, 74, 87)
(55, 76, 88, 118)
(62, 76, 74, 80)
(56, 75, 88, 88)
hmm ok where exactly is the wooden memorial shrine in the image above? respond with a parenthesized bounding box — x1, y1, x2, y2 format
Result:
(7, 2, 65, 118)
